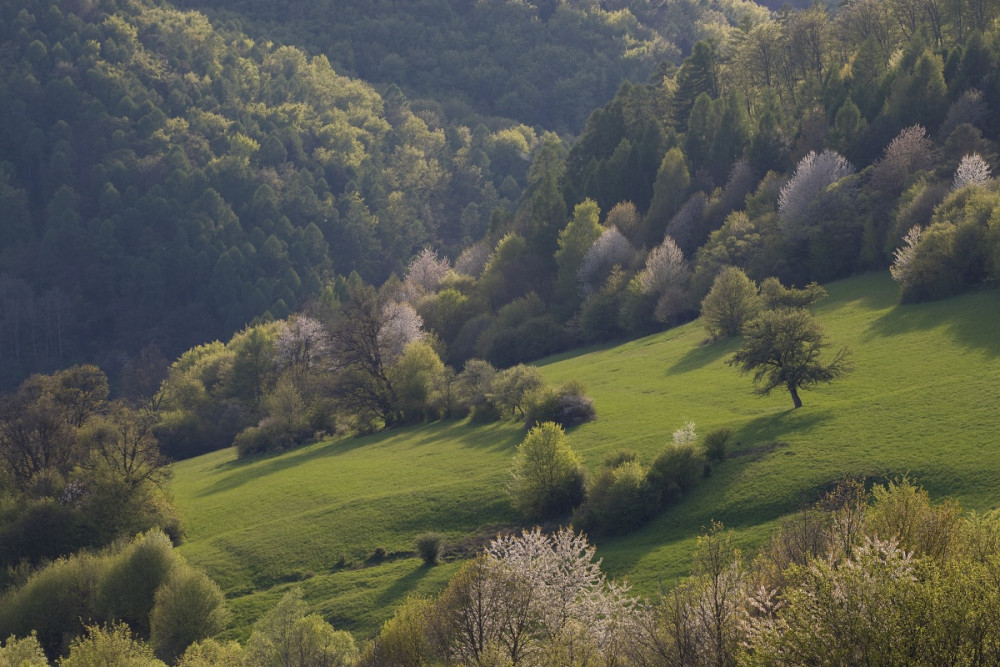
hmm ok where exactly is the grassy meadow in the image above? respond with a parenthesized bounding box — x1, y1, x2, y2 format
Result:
(169, 272, 1000, 640)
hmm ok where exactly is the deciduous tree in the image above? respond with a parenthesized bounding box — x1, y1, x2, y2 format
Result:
(729, 308, 853, 408)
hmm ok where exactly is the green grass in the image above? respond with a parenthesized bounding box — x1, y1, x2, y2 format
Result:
(170, 273, 1000, 640)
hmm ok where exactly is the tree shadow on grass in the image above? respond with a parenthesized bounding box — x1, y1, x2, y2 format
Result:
(197, 420, 523, 498)
(863, 289, 1000, 357)
(666, 337, 738, 375)
(374, 560, 434, 606)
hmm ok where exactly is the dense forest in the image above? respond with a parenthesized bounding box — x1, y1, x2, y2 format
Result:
(4, 0, 1000, 661)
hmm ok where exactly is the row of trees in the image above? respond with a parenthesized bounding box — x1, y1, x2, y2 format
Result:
(358, 478, 1000, 666)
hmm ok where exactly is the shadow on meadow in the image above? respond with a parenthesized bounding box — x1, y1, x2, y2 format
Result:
(864, 288, 1000, 357)
(196, 418, 521, 498)
(667, 336, 738, 375)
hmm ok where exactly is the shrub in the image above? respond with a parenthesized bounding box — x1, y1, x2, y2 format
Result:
(704, 428, 734, 462)
(246, 589, 357, 667)
(580, 460, 656, 535)
(508, 422, 586, 520)
(0, 632, 47, 667)
(60, 623, 165, 667)
(360, 596, 433, 666)
(648, 442, 706, 507)
(150, 566, 229, 664)
(523, 382, 596, 429)
(177, 639, 245, 667)
(96, 530, 180, 637)
(414, 533, 445, 566)
(602, 449, 639, 468)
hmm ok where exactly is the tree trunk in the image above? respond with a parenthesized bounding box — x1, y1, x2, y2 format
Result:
(788, 383, 803, 408)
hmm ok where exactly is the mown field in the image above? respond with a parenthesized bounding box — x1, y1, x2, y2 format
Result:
(169, 273, 1000, 640)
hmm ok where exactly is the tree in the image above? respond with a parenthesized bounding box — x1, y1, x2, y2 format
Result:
(554, 199, 603, 313)
(60, 623, 165, 667)
(246, 589, 356, 667)
(778, 150, 855, 237)
(699, 267, 762, 339)
(729, 308, 853, 408)
(953, 153, 992, 190)
(329, 285, 423, 428)
(507, 422, 585, 519)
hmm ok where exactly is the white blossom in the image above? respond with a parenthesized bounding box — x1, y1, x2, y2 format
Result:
(577, 227, 636, 296)
(779, 150, 855, 233)
(953, 152, 992, 190)
(889, 225, 922, 288)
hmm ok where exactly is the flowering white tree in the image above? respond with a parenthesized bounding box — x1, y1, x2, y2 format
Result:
(402, 248, 450, 302)
(578, 227, 636, 296)
(274, 315, 331, 385)
(483, 527, 644, 661)
(778, 150, 855, 234)
(889, 225, 923, 289)
(639, 235, 690, 323)
(870, 125, 935, 195)
(378, 301, 424, 361)
(953, 152, 992, 190)
(672, 420, 697, 447)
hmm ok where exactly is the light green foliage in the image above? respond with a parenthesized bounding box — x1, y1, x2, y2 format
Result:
(699, 266, 762, 338)
(0, 633, 48, 667)
(176, 639, 245, 667)
(508, 422, 585, 520)
(360, 596, 433, 666)
(554, 199, 604, 311)
(490, 364, 546, 419)
(582, 459, 655, 534)
(387, 341, 445, 423)
(246, 589, 356, 667)
(646, 147, 691, 244)
(59, 624, 165, 667)
(150, 566, 230, 664)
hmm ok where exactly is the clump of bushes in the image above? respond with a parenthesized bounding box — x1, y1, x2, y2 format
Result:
(415, 533, 445, 566)
(455, 361, 597, 430)
(576, 421, 720, 535)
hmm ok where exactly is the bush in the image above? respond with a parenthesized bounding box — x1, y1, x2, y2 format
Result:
(579, 460, 656, 535)
(699, 266, 761, 338)
(414, 533, 445, 566)
(96, 531, 180, 637)
(704, 428, 734, 462)
(508, 422, 586, 520)
(523, 382, 597, 429)
(150, 566, 229, 664)
(60, 623, 165, 667)
(0, 632, 47, 667)
(648, 442, 706, 507)
(177, 639, 245, 667)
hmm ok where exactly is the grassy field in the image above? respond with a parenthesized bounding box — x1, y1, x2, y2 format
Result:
(169, 273, 1000, 640)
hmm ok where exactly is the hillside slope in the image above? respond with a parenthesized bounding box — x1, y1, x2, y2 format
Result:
(169, 273, 1000, 639)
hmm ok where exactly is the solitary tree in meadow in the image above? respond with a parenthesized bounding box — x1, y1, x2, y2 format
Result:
(729, 308, 852, 408)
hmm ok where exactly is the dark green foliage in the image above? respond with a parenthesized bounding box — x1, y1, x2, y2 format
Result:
(730, 308, 853, 409)
(414, 533, 445, 566)
(577, 460, 656, 535)
(523, 382, 597, 430)
(648, 443, 706, 505)
(703, 428, 733, 462)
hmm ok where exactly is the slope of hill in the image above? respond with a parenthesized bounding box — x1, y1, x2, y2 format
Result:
(169, 272, 1000, 639)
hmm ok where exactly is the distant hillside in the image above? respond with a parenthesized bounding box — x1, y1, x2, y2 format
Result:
(168, 273, 1000, 639)
(0, 0, 526, 387)
(173, 0, 765, 132)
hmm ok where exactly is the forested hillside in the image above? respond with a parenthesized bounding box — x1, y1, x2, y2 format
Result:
(0, 0, 533, 388)
(173, 0, 768, 132)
